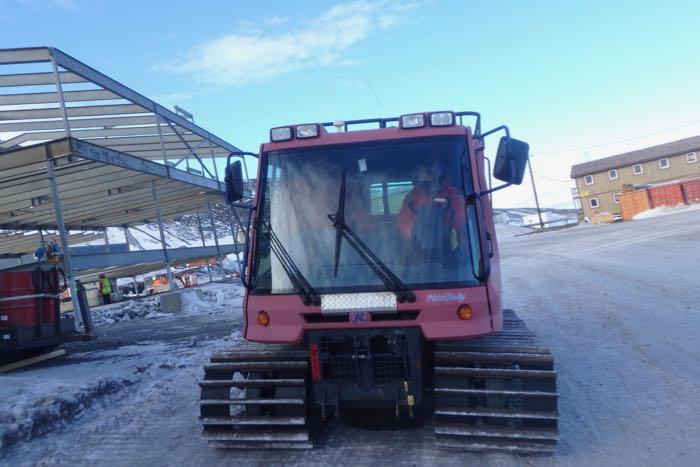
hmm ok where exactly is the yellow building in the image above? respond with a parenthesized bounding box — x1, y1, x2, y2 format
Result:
(570, 136, 700, 219)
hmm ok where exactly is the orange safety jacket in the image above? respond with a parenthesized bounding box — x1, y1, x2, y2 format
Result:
(397, 184, 466, 243)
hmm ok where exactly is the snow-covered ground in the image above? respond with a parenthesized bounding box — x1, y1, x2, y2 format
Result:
(0, 282, 244, 456)
(2, 210, 699, 466)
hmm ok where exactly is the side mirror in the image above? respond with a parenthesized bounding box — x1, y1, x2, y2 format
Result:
(493, 137, 529, 185)
(225, 160, 244, 203)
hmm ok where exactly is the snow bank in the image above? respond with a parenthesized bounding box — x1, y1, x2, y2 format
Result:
(632, 203, 700, 220)
(90, 282, 245, 325)
(0, 377, 135, 450)
(91, 296, 164, 325)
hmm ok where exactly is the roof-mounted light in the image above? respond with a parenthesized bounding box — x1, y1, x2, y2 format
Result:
(400, 113, 426, 129)
(296, 124, 320, 139)
(270, 126, 293, 142)
(429, 111, 455, 127)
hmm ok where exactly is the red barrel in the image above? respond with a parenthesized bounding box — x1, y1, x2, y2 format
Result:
(0, 269, 58, 328)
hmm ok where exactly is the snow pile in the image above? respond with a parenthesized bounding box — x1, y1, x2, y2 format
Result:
(632, 203, 700, 220)
(91, 296, 164, 325)
(201, 283, 245, 308)
(180, 290, 211, 314)
(0, 377, 135, 450)
(90, 282, 244, 325)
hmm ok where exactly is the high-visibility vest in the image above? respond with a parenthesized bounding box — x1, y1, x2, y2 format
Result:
(101, 278, 112, 294)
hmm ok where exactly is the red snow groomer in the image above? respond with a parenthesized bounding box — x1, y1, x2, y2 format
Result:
(200, 111, 559, 453)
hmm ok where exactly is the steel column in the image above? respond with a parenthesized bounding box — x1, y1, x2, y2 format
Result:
(49, 49, 71, 138)
(155, 111, 168, 166)
(196, 209, 214, 283)
(207, 197, 223, 280)
(207, 133, 220, 181)
(46, 158, 93, 331)
(527, 158, 544, 229)
(151, 181, 175, 290)
(104, 228, 110, 253)
(226, 205, 244, 278)
(123, 225, 130, 250)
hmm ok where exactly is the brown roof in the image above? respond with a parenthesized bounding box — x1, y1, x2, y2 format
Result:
(570, 135, 700, 178)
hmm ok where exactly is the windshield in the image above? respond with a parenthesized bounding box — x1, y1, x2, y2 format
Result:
(251, 135, 482, 294)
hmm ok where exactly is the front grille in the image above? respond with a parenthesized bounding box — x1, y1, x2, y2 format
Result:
(324, 356, 358, 383)
(316, 333, 409, 384)
(372, 355, 406, 383)
(303, 311, 419, 323)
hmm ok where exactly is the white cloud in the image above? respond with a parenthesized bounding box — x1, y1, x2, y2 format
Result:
(160, 1, 420, 86)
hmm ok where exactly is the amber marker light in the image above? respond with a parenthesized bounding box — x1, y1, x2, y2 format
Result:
(457, 304, 473, 320)
(257, 310, 270, 326)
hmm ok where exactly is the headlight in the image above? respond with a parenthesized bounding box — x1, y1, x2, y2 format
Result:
(429, 111, 455, 127)
(400, 113, 426, 129)
(270, 126, 293, 142)
(296, 124, 320, 138)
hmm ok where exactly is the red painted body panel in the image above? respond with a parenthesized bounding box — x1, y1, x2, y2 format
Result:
(245, 286, 492, 344)
(0, 270, 56, 327)
(243, 122, 502, 343)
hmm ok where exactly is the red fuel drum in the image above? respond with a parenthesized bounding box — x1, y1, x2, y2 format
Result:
(0, 269, 58, 328)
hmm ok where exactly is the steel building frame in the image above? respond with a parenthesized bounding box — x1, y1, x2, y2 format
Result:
(0, 47, 248, 331)
(0, 47, 241, 178)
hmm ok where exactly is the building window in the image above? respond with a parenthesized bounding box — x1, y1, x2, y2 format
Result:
(687, 152, 698, 164)
(589, 197, 599, 208)
(584, 175, 594, 185)
(658, 158, 670, 169)
(608, 169, 618, 180)
(613, 193, 621, 204)
(633, 164, 644, 175)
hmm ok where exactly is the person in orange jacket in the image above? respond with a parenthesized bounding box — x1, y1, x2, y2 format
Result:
(397, 166, 467, 251)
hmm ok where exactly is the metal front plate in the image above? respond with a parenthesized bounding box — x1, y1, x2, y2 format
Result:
(320, 292, 397, 314)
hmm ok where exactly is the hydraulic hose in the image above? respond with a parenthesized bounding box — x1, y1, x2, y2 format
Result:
(32, 266, 68, 294)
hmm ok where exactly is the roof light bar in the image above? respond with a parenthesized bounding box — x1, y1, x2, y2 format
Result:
(296, 124, 320, 139)
(429, 111, 455, 127)
(400, 113, 426, 129)
(270, 126, 293, 142)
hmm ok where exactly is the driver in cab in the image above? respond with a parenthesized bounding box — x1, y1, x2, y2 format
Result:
(397, 166, 467, 263)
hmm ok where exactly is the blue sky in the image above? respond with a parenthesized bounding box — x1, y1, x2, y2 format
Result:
(2, 0, 700, 208)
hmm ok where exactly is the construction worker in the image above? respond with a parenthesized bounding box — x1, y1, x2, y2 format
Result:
(98, 274, 112, 305)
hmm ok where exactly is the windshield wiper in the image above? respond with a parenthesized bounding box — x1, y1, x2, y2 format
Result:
(328, 171, 416, 303)
(260, 221, 320, 306)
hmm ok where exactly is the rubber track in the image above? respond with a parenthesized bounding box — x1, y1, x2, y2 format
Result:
(433, 309, 559, 454)
(199, 344, 313, 449)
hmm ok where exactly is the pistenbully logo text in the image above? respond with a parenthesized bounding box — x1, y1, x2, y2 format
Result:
(426, 293, 466, 303)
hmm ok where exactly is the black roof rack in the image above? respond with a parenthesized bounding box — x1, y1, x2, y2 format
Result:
(320, 111, 481, 136)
